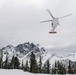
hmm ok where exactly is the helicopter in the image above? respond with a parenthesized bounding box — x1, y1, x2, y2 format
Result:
(40, 9, 71, 34)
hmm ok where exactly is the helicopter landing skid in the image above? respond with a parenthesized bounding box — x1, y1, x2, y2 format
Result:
(49, 31, 57, 34)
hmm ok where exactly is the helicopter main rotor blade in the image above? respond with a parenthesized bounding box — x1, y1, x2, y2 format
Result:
(47, 9, 54, 19)
(58, 14, 72, 19)
(40, 20, 52, 23)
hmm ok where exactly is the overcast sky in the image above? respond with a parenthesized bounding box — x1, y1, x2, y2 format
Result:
(0, 0, 76, 49)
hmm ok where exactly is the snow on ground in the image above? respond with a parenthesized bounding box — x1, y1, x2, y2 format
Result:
(0, 69, 74, 75)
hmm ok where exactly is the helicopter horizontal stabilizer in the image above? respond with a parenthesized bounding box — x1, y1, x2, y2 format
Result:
(49, 31, 57, 34)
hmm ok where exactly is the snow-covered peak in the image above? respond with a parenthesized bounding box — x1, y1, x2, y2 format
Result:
(1, 43, 76, 67)
(0, 42, 46, 62)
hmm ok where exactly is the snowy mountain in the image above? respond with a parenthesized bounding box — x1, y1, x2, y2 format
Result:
(0, 42, 76, 66)
(0, 42, 46, 63)
(41, 45, 76, 66)
(49, 53, 76, 65)
(42, 45, 76, 65)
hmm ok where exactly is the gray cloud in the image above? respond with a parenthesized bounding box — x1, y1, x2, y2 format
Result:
(0, 0, 76, 49)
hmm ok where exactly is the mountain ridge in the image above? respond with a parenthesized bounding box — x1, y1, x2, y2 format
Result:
(0, 42, 76, 66)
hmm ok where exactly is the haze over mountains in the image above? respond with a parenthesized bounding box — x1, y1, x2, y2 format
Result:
(46, 44, 76, 55)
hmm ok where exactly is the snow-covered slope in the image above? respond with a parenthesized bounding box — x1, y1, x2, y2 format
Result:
(0, 69, 72, 75)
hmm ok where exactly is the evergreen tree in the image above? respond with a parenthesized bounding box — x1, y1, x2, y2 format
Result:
(71, 63, 76, 74)
(52, 61, 66, 74)
(68, 60, 73, 74)
(42, 63, 46, 73)
(10, 56, 15, 69)
(57, 61, 66, 74)
(52, 61, 57, 74)
(42, 63, 47, 73)
(14, 57, 20, 69)
(38, 56, 42, 73)
(24, 60, 29, 71)
(73, 65, 76, 74)
(42, 60, 50, 74)
(0, 50, 3, 68)
(52, 68, 56, 74)
(46, 60, 50, 73)
(30, 51, 38, 73)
